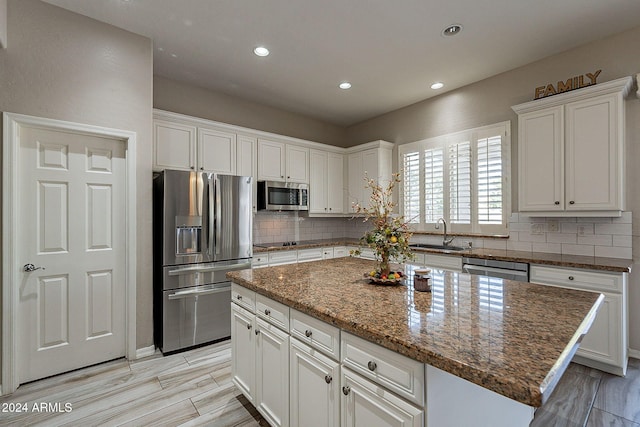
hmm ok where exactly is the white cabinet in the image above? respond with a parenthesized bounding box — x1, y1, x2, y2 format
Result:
(297, 248, 324, 263)
(512, 76, 632, 216)
(333, 246, 348, 258)
(290, 338, 340, 427)
(310, 149, 344, 215)
(268, 251, 298, 266)
(153, 119, 196, 171)
(529, 265, 628, 375)
(341, 368, 423, 427)
(252, 253, 269, 268)
(255, 317, 290, 427)
(258, 139, 309, 183)
(231, 303, 256, 403)
(198, 126, 236, 174)
(231, 284, 291, 427)
(347, 142, 393, 213)
(237, 134, 258, 211)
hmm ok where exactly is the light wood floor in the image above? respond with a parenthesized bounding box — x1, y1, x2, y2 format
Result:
(1, 340, 638, 426)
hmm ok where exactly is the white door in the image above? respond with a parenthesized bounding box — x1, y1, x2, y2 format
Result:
(153, 119, 196, 171)
(309, 150, 327, 213)
(198, 127, 236, 174)
(258, 139, 286, 181)
(18, 126, 127, 383)
(285, 145, 309, 183)
(327, 152, 344, 213)
(231, 303, 256, 403)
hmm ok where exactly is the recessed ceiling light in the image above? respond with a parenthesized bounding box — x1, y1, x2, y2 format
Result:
(254, 46, 270, 57)
(442, 24, 463, 37)
(431, 82, 444, 90)
(339, 82, 352, 90)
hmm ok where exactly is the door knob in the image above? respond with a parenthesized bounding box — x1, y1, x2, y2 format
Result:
(23, 263, 45, 272)
(325, 375, 332, 384)
(342, 386, 351, 395)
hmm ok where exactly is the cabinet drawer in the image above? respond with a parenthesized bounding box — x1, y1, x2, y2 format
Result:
(322, 247, 335, 259)
(256, 293, 290, 332)
(252, 253, 269, 267)
(232, 282, 255, 312)
(291, 309, 340, 360)
(297, 248, 323, 263)
(530, 265, 624, 293)
(341, 332, 425, 406)
(333, 246, 347, 258)
(268, 250, 298, 266)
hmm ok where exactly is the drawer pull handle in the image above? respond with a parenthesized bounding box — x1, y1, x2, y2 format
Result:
(255, 330, 260, 335)
(305, 330, 313, 338)
(569, 201, 575, 205)
(246, 324, 252, 330)
(236, 295, 242, 300)
(554, 201, 560, 205)
(342, 386, 350, 395)
(568, 276, 574, 280)
(325, 375, 332, 384)
(264, 309, 271, 315)
(367, 361, 377, 371)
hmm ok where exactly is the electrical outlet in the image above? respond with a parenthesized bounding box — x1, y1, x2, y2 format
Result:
(531, 223, 545, 235)
(577, 225, 586, 236)
(547, 220, 559, 232)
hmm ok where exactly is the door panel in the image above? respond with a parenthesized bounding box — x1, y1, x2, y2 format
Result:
(19, 126, 126, 383)
(213, 174, 253, 261)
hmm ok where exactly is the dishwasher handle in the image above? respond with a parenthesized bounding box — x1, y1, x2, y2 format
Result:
(167, 283, 231, 300)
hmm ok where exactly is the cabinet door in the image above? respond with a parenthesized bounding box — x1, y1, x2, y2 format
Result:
(576, 293, 623, 367)
(309, 150, 328, 213)
(237, 134, 257, 211)
(153, 119, 196, 171)
(518, 106, 564, 211)
(347, 152, 363, 213)
(327, 153, 344, 213)
(341, 369, 422, 427)
(258, 139, 286, 181)
(566, 94, 621, 211)
(362, 149, 380, 204)
(256, 318, 290, 427)
(286, 145, 310, 183)
(231, 303, 256, 403)
(290, 339, 340, 427)
(198, 127, 236, 174)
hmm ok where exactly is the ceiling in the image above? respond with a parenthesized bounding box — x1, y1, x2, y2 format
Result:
(43, 0, 640, 127)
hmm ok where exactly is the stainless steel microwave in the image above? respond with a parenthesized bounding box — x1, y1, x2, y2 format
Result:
(257, 181, 309, 211)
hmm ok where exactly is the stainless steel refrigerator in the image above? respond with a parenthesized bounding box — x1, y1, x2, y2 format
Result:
(153, 170, 252, 353)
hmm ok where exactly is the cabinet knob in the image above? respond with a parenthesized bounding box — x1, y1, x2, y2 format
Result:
(569, 201, 575, 205)
(281, 175, 284, 178)
(554, 201, 560, 205)
(255, 329, 260, 335)
(246, 324, 252, 330)
(329, 208, 332, 211)
(200, 167, 204, 171)
(287, 176, 290, 179)
(367, 361, 377, 371)
(568, 276, 574, 280)
(236, 295, 242, 300)
(190, 166, 195, 170)
(342, 386, 351, 395)
(305, 329, 313, 338)
(325, 375, 333, 384)
(264, 309, 271, 316)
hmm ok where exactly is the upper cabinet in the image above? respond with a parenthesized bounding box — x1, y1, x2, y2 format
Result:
(258, 139, 309, 183)
(347, 141, 393, 214)
(512, 76, 633, 217)
(309, 149, 344, 214)
(153, 119, 197, 171)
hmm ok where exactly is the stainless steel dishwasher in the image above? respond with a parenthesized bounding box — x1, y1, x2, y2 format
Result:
(462, 257, 529, 282)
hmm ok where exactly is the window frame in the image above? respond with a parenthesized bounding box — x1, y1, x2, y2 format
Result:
(398, 121, 511, 235)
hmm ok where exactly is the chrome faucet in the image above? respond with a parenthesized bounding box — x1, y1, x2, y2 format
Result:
(436, 218, 455, 247)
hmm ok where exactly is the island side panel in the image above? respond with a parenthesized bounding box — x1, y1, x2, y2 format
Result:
(427, 365, 535, 427)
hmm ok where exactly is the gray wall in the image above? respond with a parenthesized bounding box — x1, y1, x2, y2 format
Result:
(154, 75, 348, 147)
(0, 0, 154, 363)
(346, 26, 640, 352)
(0, 0, 6, 48)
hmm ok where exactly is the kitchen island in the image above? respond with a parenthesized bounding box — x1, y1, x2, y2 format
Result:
(228, 257, 603, 426)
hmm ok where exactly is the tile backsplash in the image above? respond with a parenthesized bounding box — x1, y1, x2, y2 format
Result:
(253, 211, 632, 259)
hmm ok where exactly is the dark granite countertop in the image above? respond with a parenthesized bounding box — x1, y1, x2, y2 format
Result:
(228, 257, 603, 407)
(253, 239, 632, 273)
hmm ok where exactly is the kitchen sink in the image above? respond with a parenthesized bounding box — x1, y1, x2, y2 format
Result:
(409, 243, 467, 252)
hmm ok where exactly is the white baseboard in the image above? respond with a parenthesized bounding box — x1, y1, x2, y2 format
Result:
(629, 348, 640, 359)
(135, 345, 156, 359)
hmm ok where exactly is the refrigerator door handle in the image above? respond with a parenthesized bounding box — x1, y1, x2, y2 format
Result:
(167, 283, 231, 300)
(167, 262, 251, 276)
(215, 175, 222, 256)
(208, 174, 215, 256)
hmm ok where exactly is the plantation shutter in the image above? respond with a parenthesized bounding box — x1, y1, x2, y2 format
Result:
(402, 151, 420, 224)
(424, 147, 444, 223)
(477, 133, 503, 224)
(448, 141, 471, 224)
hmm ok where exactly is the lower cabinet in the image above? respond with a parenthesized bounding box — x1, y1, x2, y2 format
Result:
(256, 318, 290, 427)
(231, 303, 256, 403)
(341, 368, 423, 427)
(290, 338, 340, 427)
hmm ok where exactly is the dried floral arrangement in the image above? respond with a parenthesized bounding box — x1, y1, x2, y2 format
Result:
(349, 172, 414, 277)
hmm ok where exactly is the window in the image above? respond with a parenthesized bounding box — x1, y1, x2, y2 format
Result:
(398, 122, 510, 234)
